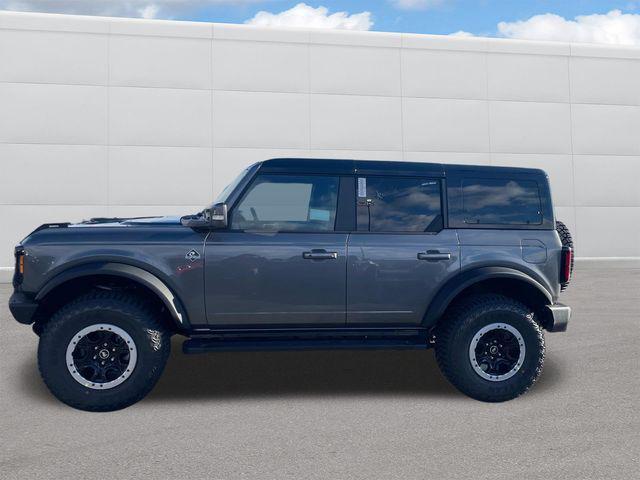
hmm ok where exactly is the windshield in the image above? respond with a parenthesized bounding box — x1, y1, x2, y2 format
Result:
(213, 166, 252, 205)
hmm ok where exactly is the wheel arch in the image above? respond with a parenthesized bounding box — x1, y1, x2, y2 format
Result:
(35, 262, 190, 332)
(423, 266, 553, 329)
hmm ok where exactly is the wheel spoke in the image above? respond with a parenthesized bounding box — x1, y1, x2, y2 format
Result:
(471, 323, 524, 380)
(67, 324, 137, 389)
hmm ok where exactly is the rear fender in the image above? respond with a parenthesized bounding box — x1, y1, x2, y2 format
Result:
(423, 266, 553, 328)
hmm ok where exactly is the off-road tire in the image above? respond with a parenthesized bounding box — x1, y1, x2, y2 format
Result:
(556, 220, 574, 290)
(38, 291, 171, 412)
(435, 294, 545, 402)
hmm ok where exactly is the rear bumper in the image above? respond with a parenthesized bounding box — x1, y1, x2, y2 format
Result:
(544, 303, 571, 332)
(8, 291, 38, 325)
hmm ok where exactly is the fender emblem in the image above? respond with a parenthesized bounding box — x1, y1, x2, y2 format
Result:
(185, 249, 200, 262)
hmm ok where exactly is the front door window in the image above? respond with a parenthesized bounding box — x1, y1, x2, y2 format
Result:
(232, 174, 339, 232)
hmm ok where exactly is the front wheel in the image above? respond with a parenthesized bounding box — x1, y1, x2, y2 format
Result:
(435, 294, 545, 402)
(38, 291, 171, 411)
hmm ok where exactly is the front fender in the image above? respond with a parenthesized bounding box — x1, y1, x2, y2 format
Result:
(36, 262, 190, 329)
(423, 266, 553, 328)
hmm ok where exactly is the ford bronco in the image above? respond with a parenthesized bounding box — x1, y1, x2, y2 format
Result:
(9, 158, 573, 411)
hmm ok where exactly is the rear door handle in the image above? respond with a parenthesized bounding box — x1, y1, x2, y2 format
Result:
(417, 251, 451, 261)
(303, 250, 338, 260)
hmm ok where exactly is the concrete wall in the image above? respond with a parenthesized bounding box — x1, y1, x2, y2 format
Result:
(1, 11, 640, 279)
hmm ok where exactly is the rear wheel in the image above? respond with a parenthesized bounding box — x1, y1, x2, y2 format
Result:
(38, 291, 170, 411)
(435, 294, 545, 402)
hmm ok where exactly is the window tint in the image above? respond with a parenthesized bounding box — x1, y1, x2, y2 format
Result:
(231, 175, 339, 232)
(357, 177, 442, 232)
(462, 178, 542, 225)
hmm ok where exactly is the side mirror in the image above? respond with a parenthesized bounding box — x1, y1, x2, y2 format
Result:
(180, 203, 227, 229)
(208, 202, 228, 229)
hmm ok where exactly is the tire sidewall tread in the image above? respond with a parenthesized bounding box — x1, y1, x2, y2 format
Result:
(38, 291, 171, 412)
(436, 294, 545, 402)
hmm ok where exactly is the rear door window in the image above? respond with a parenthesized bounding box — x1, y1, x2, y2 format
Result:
(461, 178, 542, 225)
(356, 177, 442, 232)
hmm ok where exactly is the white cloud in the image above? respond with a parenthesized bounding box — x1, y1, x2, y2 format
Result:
(0, 1, 264, 20)
(497, 9, 640, 46)
(449, 30, 473, 37)
(390, 0, 445, 10)
(246, 3, 372, 30)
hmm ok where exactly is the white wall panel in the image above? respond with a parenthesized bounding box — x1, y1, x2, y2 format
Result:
(575, 207, 640, 257)
(0, 82, 106, 144)
(213, 91, 308, 148)
(213, 40, 308, 93)
(110, 18, 211, 39)
(310, 45, 400, 96)
(310, 94, 401, 150)
(570, 57, 640, 106)
(107, 205, 205, 218)
(405, 151, 491, 165)
(1, 11, 640, 267)
(109, 35, 211, 89)
(403, 98, 489, 152)
(488, 53, 569, 102)
(489, 101, 571, 154)
(0, 144, 107, 205)
(0, 29, 107, 85)
(0, 11, 108, 33)
(571, 104, 640, 155)
(109, 87, 212, 147)
(573, 155, 640, 207)
(108, 146, 212, 205)
(401, 49, 486, 100)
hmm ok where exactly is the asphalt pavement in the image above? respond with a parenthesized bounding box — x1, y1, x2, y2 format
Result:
(1, 260, 639, 479)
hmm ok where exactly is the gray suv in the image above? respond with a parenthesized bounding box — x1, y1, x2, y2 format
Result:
(9, 158, 573, 411)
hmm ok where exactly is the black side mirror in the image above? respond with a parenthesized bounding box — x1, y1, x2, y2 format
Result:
(208, 202, 228, 229)
(181, 203, 228, 230)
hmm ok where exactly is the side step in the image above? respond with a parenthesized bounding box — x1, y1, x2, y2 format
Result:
(183, 337, 429, 354)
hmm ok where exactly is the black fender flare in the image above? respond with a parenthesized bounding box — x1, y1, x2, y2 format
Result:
(423, 266, 553, 328)
(36, 262, 190, 329)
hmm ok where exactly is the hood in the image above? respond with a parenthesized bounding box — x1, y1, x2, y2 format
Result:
(20, 216, 186, 244)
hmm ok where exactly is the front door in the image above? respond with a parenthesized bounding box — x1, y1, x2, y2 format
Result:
(347, 175, 460, 325)
(205, 173, 347, 326)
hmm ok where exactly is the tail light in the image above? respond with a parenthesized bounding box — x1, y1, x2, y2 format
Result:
(560, 246, 572, 285)
(13, 246, 25, 287)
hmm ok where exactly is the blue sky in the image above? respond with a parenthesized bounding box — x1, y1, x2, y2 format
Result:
(191, 1, 635, 36)
(2, 1, 640, 44)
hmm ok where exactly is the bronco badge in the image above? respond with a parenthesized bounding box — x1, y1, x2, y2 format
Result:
(185, 249, 200, 262)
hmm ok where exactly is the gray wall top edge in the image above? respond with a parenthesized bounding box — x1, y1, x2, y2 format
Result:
(2, 10, 640, 58)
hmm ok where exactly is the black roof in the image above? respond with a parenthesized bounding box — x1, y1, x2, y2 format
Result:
(258, 158, 546, 177)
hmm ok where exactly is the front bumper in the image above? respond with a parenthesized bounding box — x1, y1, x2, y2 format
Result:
(8, 291, 38, 325)
(544, 303, 571, 332)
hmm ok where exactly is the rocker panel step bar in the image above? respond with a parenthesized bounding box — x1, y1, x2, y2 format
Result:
(182, 337, 429, 354)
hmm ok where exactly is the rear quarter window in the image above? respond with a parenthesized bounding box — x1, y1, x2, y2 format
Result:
(461, 178, 542, 225)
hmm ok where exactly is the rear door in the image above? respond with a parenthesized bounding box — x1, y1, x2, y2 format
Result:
(205, 173, 350, 326)
(346, 175, 460, 325)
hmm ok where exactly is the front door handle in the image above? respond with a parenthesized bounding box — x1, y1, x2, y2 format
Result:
(417, 251, 451, 261)
(303, 250, 338, 260)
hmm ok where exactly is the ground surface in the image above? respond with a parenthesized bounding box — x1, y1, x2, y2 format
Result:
(1, 261, 639, 480)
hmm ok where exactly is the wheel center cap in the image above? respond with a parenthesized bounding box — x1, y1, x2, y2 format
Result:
(98, 349, 110, 360)
(489, 345, 499, 355)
